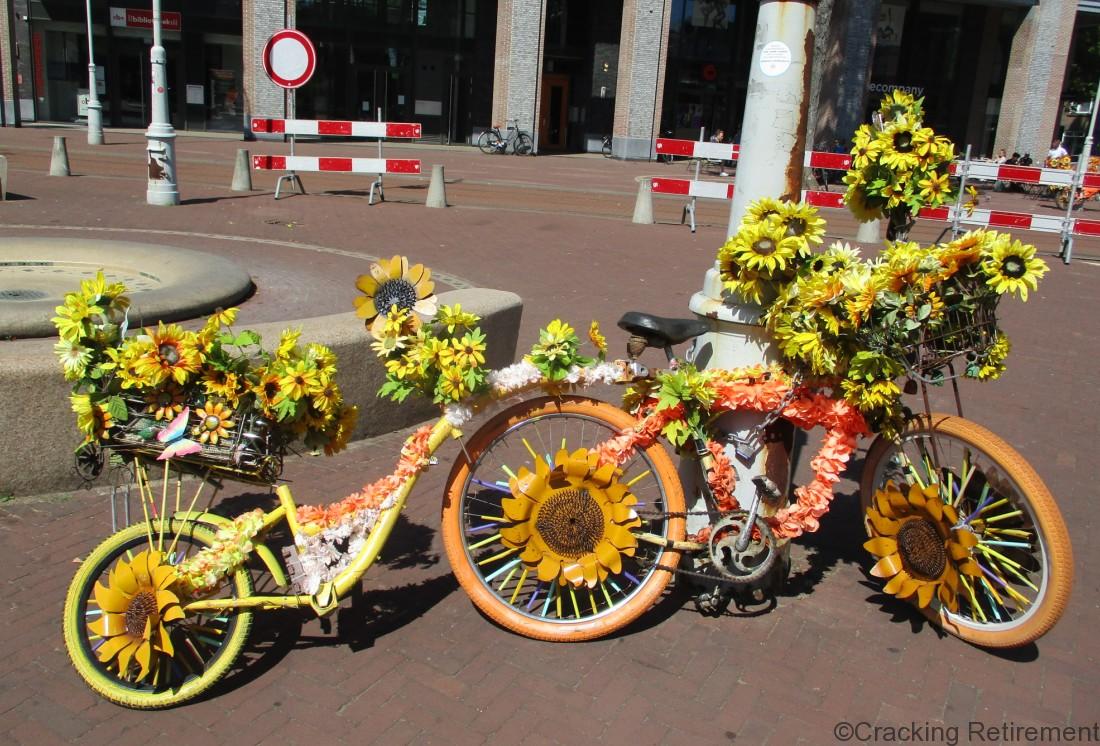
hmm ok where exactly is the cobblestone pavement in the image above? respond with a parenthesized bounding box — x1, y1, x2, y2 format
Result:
(1, 126, 1098, 744)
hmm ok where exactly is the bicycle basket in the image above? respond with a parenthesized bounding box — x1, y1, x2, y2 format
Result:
(901, 294, 999, 380)
(102, 394, 286, 485)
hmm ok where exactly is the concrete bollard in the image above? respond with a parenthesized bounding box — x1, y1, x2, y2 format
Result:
(426, 164, 447, 208)
(49, 136, 71, 177)
(0, 154, 7, 200)
(855, 218, 881, 245)
(632, 176, 654, 224)
(231, 148, 253, 192)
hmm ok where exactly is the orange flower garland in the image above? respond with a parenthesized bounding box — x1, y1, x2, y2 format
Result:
(295, 425, 434, 532)
(595, 369, 868, 540)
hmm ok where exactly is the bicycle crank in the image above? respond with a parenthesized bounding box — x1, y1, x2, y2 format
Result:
(706, 511, 780, 588)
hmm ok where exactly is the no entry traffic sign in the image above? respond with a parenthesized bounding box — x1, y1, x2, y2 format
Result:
(262, 29, 317, 89)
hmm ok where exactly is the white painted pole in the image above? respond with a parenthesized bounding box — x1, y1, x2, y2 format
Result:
(726, 1, 816, 237)
(145, 0, 179, 205)
(84, 0, 104, 145)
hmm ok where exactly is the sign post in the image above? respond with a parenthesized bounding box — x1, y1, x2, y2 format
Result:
(262, 29, 317, 198)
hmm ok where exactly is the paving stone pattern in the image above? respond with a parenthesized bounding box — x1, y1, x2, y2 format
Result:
(0, 126, 1097, 744)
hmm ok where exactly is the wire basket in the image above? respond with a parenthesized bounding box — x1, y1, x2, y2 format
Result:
(899, 294, 999, 381)
(102, 394, 286, 485)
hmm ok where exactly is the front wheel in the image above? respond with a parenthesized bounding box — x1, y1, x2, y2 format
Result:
(63, 519, 254, 708)
(860, 414, 1072, 648)
(477, 130, 502, 155)
(442, 396, 686, 642)
(513, 132, 533, 155)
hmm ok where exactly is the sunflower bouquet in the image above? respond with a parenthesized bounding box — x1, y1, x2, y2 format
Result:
(356, 255, 492, 404)
(54, 272, 358, 481)
(755, 221, 1048, 433)
(843, 90, 956, 240)
(718, 198, 826, 304)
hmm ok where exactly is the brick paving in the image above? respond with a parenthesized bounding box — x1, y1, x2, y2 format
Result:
(1, 125, 1099, 744)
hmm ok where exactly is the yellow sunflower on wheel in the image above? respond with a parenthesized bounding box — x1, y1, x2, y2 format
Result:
(864, 481, 981, 611)
(88, 549, 184, 682)
(500, 448, 642, 589)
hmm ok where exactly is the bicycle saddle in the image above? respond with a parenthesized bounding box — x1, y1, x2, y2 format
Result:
(617, 311, 709, 349)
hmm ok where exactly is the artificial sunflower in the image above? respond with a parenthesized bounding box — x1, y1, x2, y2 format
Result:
(88, 549, 184, 683)
(145, 383, 186, 421)
(721, 220, 803, 274)
(777, 201, 827, 251)
(878, 89, 923, 122)
(936, 231, 986, 273)
(437, 303, 480, 333)
(134, 323, 201, 387)
(739, 197, 785, 227)
(917, 171, 950, 203)
(71, 394, 114, 441)
(252, 369, 283, 411)
(451, 329, 487, 370)
(193, 400, 235, 445)
(877, 120, 922, 171)
(981, 237, 1048, 300)
(279, 359, 322, 402)
(354, 256, 437, 337)
(864, 481, 981, 612)
(500, 448, 642, 589)
(202, 368, 242, 406)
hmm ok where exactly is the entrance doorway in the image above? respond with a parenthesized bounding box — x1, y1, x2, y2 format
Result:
(539, 73, 570, 151)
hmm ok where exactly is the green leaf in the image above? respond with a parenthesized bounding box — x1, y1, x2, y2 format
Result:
(105, 395, 128, 422)
(233, 330, 261, 347)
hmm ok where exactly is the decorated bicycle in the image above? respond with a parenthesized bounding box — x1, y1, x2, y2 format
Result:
(61, 93, 1071, 708)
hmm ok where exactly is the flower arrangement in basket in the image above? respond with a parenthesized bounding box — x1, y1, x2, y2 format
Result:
(717, 199, 1048, 435)
(843, 91, 956, 240)
(53, 273, 358, 482)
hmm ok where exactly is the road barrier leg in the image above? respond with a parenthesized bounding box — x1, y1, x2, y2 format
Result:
(632, 176, 654, 224)
(426, 164, 447, 208)
(275, 171, 305, 200)
(50, 136, 71, 177)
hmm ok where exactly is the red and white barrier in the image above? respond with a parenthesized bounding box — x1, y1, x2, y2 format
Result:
(651, 177, 733, 200)
(656, 137, 739, 161)
(251, 116, 422, 201)
(252, 155, 421, 175)
(951, 161, 1100, 189)
(251, 118, 422, 139)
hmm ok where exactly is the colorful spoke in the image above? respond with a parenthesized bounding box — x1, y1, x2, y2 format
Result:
(471, 478, 510, 494)
(467, 532, 503, 551)
(509, 568, 529, 605)
(626, 470, 652, 488)
(477, 546, 518, 567)
(484, 557, 521, 582)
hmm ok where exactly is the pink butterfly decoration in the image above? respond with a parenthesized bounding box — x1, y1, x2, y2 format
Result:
(156, 407, 203, 461)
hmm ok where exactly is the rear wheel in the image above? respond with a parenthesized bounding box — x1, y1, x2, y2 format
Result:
(64, 519, 254, 708)
(442, 396, 686, 642)
(514, 132, 533, 155)
(477, 130, 502, 155)
(861, 414, 1072, 648)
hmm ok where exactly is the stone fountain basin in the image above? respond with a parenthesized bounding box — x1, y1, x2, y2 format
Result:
(0, 237, 255, 339)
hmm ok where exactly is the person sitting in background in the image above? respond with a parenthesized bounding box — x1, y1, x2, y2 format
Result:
(709, 129, 730, 176)
(1047, 139, 1069, 164)
(1020, 153, 1033, 166)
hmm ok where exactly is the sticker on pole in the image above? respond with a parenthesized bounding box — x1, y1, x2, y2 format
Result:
(759, 41, 792, 77)
(262, 29, 317, 89)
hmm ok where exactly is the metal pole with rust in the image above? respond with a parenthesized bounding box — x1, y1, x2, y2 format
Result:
(683, 1, 817, 593)
(145, 0, 179, 205)
(727, 0, 817, 236)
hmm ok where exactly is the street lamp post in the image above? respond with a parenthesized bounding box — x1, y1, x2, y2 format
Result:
(145, 0, 178, 205)
(84, 0, 104, 144)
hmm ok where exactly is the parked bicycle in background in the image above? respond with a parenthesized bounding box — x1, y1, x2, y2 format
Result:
(477, 119, 533, 155)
